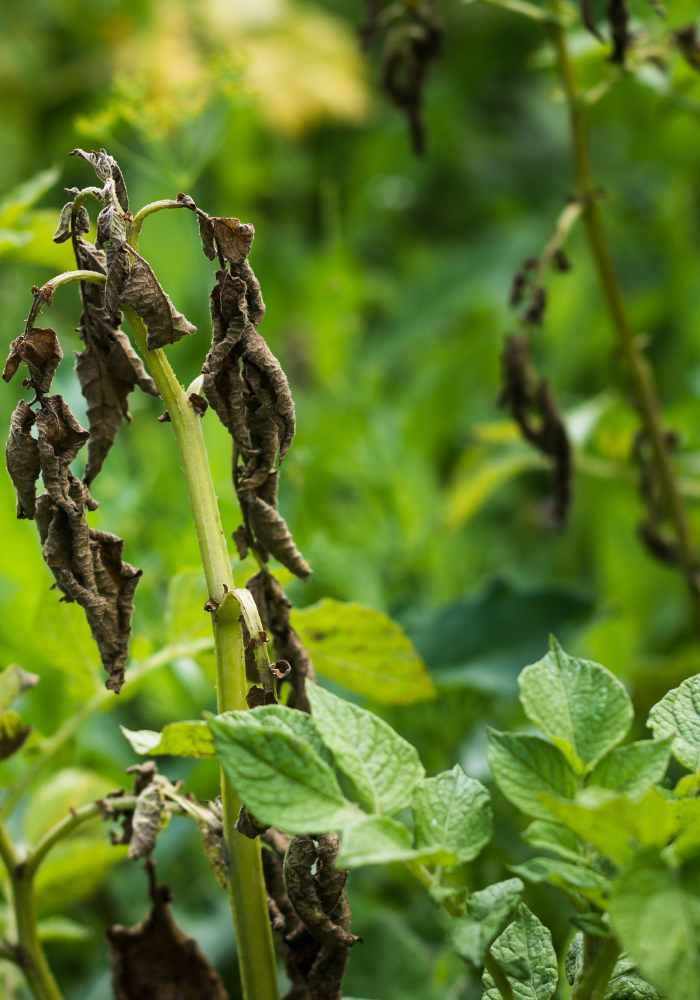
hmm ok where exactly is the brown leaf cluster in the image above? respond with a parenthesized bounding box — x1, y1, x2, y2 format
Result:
(579, 0, 631, 64)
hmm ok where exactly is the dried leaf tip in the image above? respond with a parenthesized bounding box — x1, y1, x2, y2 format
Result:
(70, 147, 130, 211)
(3, 327, 63, 394)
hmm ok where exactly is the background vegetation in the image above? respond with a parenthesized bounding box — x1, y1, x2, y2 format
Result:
(2, 0, 700, 996)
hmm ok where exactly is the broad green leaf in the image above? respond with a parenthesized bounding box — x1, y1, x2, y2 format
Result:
(518, 638, 633, 773)
(450, 878, 524, 967)
(487, 730, 578, 820)
(24, 768, 114, 843)
(307, 683, 424, 813)
(543, 787, 678, 867)
(648, 675, 700, 771)
(0, 665, 38, 711)
(609, 855, 700, 1000)
(522, 821, 584, 862)
(121, 721, 214, 758)
(337, 815, 424, 868)
(0, 710, 30, 760)
(208, 711, 362, 833)
(483, 903, 558, 1000)
(509, 856, 609, 904)
(412, 764, 492, 864)
(588, 739, 671, 795)
(245, 705, 333, 766)
(292, 599, 435, 704)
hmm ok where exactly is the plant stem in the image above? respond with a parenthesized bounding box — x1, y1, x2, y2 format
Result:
(572, 935, 619, 1000)
(547, 2, 700, 625)
(124, 309, 278, 1000)
(24, 797, 137, 878)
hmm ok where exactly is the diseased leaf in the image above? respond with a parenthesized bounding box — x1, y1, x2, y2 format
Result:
(292, 598, 435, 704)
(0, 709, 31, 760)
(412, 764, 492, 864)
(246, 495, 311, 578)
(483, 903, 558, 1000)
(609, 855, 700, 1000)
(121, 721, 214, 759)
(450, 879, 524, 967)
(128, 782, 168, 861)
(588, 739, 671, 795)
(518, 637, 633, 773)
(307, 682, 425, 814)
(6, 400, 40, 518)
(487, 729, 578, 820)
(648, 675, 700, 770)
(336, 815, 422, 868)
(208, 710, 362, 833)
(71, 147, 129, 211)
(3, 327, 63, 393)
(116, 249, 197, 351)
(53, 200, 89, 244)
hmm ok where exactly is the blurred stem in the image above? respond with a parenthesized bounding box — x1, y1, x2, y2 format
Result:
(124, 308, 278, 1000)
(548, 2, 700, 627)
(24, 797, 136, 878)
(572, 935, 619, 1000)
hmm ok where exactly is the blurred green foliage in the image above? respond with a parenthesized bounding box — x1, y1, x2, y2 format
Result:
(2, 0, 700, 996)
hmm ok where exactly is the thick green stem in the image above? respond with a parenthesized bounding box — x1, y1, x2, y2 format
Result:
(572, 936, 619, 1000)
(124, 310, 278, 1000)
(548, 2, 700, 626)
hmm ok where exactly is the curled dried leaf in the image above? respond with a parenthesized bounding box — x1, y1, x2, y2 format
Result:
(246, 496, 311, 579)
(3, 328, 63, 394)
(118, 249, 197, 351)
(128, 782, 167, 860)
(53, 201, 90, 244)
(71, 147, 129, 212)
(6, 401, 40, 518)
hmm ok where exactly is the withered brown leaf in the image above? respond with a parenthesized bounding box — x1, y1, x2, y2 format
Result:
(115, 247, 197, 351)
(128, 782, 167, 861)
(6, 400, 40, 518)
(53, 200, 90, 244)
(3, 328, 63, 394)
(71, 147, 130, 212)
(107, 864, 228, 1000)
(246, 496, 311, 579)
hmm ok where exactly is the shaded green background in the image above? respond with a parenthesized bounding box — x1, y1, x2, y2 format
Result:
(1, 0, 700, 996)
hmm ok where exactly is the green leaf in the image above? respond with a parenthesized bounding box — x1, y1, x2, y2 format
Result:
(0, 664, 38, 711)
(292, 599, 435, 704)
(588, 739, 672, 795)
(449, 878, 524, 967)
(522, 820, 584, 863)
(208, 711, 362, 833)
(336, 815, 425, 868)
(37, 916, 91, 943)
(411, 764, 492, 864)
(0, 710, 30, 760)
(121, 721, 214, 758)
(483, 903, 558, 1000)
(244, 705, 333, 766)
(609, 855, 700, 1000)
(307, 683, 425, 814)
(648, 675, 700, 771)
(606, 956, 662, 1000)
(487, 730, 578, 820)
(509, 856, 609, 903)
(543, 787, 678, 867)
(518, 637, 633, 773)
(0, 167, 60, 227)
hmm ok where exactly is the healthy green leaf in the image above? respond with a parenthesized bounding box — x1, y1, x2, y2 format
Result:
(605, 955, 662, 999)
(588, 739, 671, 795)
(244, 705, 333, 766)
(522, 820, 584, 862)
(208, 711, 362, 833)
(648, 675, 700, 771)
(121, 721, 214, 758)
(483, 903, 558, 1000)
(488, 729, 578, 820)
(292, 599, 435, 704)
(609, 855, 700, 1000)
(307, 683, 425, 814)
(411, 764, 492, 864)
(336, 815, 425, 868)
(509, 856, 609, 903)
(450, 878, 524, 967)
(518, 637, 633, 773)
(543, 787, 678, 867)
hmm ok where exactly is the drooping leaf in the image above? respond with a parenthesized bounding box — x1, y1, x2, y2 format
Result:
(482, 903, 558, 1000)
(208, 710, 362, 833)
(117, 249, 197, 350)
(121, 721, 214, 759)
(518, 638, 633, 773)
(307, 682, 425, 814)
(411, 764, 492, 864)
(128, 781, 169, 861)
(450, 878, 524, 967)
(487, 729, 578, 820)
(71, 147, 130, 211)
(648, 675, 700, 770)
(588, 739, 672, 795)
(292, 598, 435, 704)
(3, 326, 63, 393)
(6, 400, 40, 518)
(609, 855, 700, 1000)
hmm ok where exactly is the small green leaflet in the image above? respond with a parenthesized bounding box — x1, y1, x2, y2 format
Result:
(508, 856, 609, 905)
(522, 820, 584, 863)
(487, 729, 578, 820)
(336, 815, 428, 868)
(609, 855, 700, 1000)
(648, 675, 700, 771)
(208, 711, 363, 834)
(412, 764, 491, 864)
(482, 903, 558, 1000)
(292, 599, 435, 704)
(121, 721, 214, 758)
(307, 683, 424, 814)
(605, 956, 661, 1000)
(450, 878, 523, 967)
(588, 739, 671, 795)
(518, 637, 633, 773)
